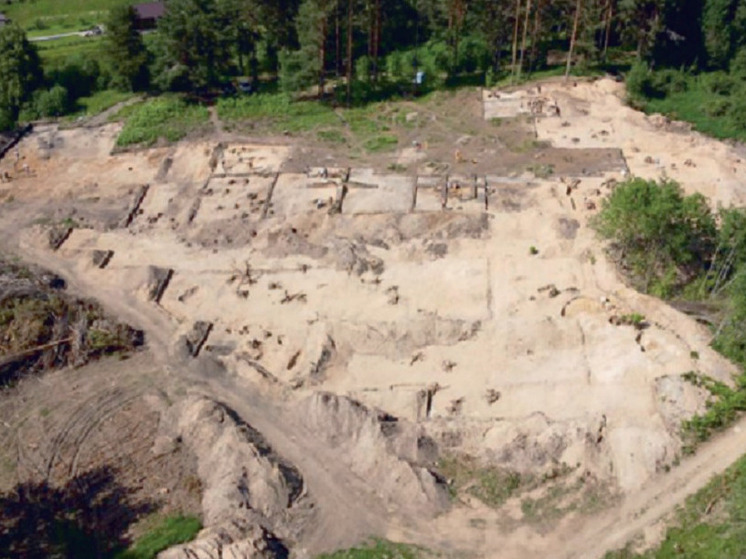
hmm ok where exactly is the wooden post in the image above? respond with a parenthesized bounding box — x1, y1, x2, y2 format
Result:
(517, 0, 532, 80)
(346, 0, 353, 106)
(565, 0, 582, 81)
(511, 0, 521, 82)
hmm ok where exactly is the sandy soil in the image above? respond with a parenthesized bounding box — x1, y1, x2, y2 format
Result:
(1, 78, 745, 558)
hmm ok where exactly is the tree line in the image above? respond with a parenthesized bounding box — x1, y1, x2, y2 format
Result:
(2, 0, 746, 129)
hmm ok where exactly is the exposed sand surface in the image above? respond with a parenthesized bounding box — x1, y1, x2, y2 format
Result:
(1, 78, 745, 558)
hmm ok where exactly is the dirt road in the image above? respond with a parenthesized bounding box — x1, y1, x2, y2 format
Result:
(558, 419, 746, 558)
(6, 200, 746, 559)
(2, 227, 394, 556)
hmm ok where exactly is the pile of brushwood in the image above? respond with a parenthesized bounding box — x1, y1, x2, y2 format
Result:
(0, 256, 143, 384)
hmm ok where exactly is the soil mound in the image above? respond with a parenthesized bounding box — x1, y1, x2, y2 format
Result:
(158, 396, 313, 554)
(298, 392, 450, 517)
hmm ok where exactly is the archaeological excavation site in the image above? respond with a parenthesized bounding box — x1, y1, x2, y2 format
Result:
(2, 78, 746, 559)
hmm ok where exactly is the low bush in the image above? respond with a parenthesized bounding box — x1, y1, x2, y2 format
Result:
(592, 178, 716, 295)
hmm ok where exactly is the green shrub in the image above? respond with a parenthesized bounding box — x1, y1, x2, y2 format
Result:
(713, 270, 746, 366)
(726, 88, 746, 129)
(649, 68, 689, 97)
(730, 47, 746, 78)
(0, 108, 15, 131)
(363, 134, 398, 152)
(34, 85, 70, 117)
(706, 97, 732, 117)
(592, 178, 716, 295)
(702, 71, 738, 95)
(355, 55, 372, 82)
(625, 60, 652, 105)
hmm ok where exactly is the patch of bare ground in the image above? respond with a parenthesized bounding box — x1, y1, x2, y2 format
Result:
(0, 351, 202, 537)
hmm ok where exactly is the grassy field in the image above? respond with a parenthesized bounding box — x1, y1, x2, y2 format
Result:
(645, 87, 746, 142)
(34, 35, 106, 67)
(71, 89, 137, 118)
(605, 453, 746, 558)
(115, 96, 211, 147)
(216, 93, 403, 154)
(632, 70, 746, 142)
(2, 0, 135, 32)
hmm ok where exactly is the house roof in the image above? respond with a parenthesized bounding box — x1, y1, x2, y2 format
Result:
(133, 2, 166, 20)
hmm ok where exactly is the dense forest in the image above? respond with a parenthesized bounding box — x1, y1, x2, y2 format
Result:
(1, 0, 746, 130)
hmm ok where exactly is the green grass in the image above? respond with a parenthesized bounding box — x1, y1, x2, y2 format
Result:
(115, 515, 201, 559)
(3, 0, 135, 29)
(35, 35, 106, 67)
(363, 134, 398, 153)
(217, 93, 402, 153)
(438, 455, 529, 508)
(216, 93, 339, 132)
(317, 129, 346, 144)
(642, 74, 746, 142)
(70, 90, 137, 118)
(680, 372, 746, 453)
(604, 454, 746, 559)
(115, 97, 210, 147)
(521, 476, 610, 525)
(315, 539, 427, 559)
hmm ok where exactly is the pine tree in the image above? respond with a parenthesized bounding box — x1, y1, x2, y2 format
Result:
(105, 6, 149, 91)
(0, 23, 42, 126)
(280, 0, 333, 94)
(155, 0, 233, 90)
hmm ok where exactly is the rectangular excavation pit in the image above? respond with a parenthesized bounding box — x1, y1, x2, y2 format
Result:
(343, 171, 415, 215)
(269, 173, 342, 217)
(483, 90, 532, 120)
(194, 175, 275, 224)
(414, 175, 446, 212)
(307, 166, 349, 180)
(447, 175, 487, 212)
(146, 266, 174, 303)
(119, 184, 150, 228)
(383, 259, 491, 321)
(348, 386, 427, 423)
(131, 182, 194, 230)
(217, 144, 291, 175)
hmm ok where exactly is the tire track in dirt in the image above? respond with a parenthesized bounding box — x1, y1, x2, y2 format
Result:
(45, 387, 144, 480)
(8, 237, 404, 556)
(559, 418, 746, 558)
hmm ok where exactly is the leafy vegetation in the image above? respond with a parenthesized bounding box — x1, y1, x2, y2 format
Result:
(315, 539, 428, 559)
(438, 454, 529, 508)
(679, 372, 746, 452)
(0, 0, 736, 131)
(0, 257, 142, 384)
(72, 89, 136, 118)
(592, 178, 716, 297)
(116, 97, 210, 147)
(115, 515, 201, 559)
(593, 178, 746, 448)
(521, 475, 610, 525)
(216, 93, 339, 131)
(604, 453, 746, 559)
